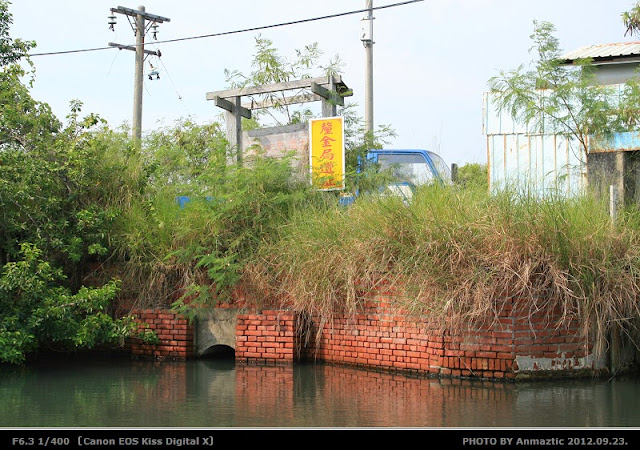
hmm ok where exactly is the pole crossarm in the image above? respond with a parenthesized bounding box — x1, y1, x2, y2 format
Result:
(311, 82, 345, 107)
(110, 6, 170, 23)
(108, 42, 160, 56)
(206, 75, 352, 103)
(109, 4, 170, 144)
(213, 96, 252, 119)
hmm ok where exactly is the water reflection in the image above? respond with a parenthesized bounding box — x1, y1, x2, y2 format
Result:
(1, 357, 639, 427)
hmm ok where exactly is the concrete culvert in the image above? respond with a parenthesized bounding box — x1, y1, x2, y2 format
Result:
(200, 344, 235, 359)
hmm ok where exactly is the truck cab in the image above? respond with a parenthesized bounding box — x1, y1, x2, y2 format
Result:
(368, 148, 451, 185)
(340, 149, 451, 205)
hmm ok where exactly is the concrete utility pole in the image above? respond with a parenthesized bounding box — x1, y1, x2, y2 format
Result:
(108, 5, 170, 144)
(132, 7, 145, 144)
(362, 0, 374, 138)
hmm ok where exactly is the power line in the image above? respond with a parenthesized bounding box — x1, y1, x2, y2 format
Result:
(151, 0, 423, 46)
(27, 0, 424, 57)
(29, 46, 113, 57)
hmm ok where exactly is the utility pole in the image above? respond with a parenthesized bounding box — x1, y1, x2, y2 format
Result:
(361, 0, 374, 140)
(108, 5, 170, 144)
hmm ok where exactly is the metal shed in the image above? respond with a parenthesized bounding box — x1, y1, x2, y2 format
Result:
(484, 42, 640, 200)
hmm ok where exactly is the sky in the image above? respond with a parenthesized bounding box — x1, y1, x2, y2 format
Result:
(6, 0, 640, 166)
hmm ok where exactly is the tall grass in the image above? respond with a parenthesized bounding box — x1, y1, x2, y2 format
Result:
(246, 184, 640, 357)
(110, 147, 333, 313)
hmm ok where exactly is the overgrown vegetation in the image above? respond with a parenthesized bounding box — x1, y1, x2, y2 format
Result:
(2, 0, 640, 367)
(247, 183, 640, 357)
(0, 1, 393, 364)
(0, 2, 145, 363)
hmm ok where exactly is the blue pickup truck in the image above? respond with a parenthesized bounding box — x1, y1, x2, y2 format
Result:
(340, 148, 452, 205)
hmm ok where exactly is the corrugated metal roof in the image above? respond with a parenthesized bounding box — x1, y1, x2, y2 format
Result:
(561, 42, 640, 63)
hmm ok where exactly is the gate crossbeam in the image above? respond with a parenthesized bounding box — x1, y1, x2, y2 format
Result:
(206, 75, 352, 164)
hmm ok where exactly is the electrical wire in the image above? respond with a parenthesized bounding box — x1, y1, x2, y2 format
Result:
(155, 53, 185, 103)
(147, 38, 186, 105)
(29, 45, 113, 57)
(27, 0, 424, 57)
(105, 44, 121, 76)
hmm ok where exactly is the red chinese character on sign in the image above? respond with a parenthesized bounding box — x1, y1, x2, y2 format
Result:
(319, 162, 334, 175)
(320, 122, 334, 135)
(322, 180, 337, 189)
(320, 135, 336, 147)
(320, 148, 334, 160)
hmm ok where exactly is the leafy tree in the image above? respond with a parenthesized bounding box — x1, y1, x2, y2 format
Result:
(0, 0, 33, 67)
(487, 20, 632, 162)
(0, 0, 56, 153)
(0, 99, 128, 286)
(0, 1, 147, 364)
(623, 3, 640, 36)
(224, 35, 345, 126)
(142, 118, 228, 194)
(0, 244, 131, 364)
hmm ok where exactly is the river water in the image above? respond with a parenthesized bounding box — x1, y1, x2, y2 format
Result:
(1, 355, 640, 428)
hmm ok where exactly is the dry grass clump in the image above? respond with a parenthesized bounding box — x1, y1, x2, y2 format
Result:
(247, 184, 640, 357)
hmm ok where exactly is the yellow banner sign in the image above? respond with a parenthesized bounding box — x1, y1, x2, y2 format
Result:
(309, 116, 345, 190)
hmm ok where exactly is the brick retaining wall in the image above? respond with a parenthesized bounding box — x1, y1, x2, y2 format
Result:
(235, 310, 296, 364)
(124, 287, 605, 379)
(129, 309, 194, 360)
(231, 286, 602, 379)
(293, 287, 599, 379)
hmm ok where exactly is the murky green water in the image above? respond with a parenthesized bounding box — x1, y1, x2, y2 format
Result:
(1, 355, 640, 428)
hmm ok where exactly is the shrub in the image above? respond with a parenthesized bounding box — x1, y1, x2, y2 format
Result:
(0, 244, 136, 364)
